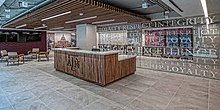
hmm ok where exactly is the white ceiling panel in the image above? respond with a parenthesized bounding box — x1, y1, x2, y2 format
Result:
(207, 0, 220, 15)
(161, 0, 204, 17)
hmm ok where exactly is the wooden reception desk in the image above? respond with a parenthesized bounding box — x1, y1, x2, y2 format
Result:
(54, 48, 136, 86)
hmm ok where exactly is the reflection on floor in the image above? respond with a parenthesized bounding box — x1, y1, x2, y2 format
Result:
(0, 57, 220, 110)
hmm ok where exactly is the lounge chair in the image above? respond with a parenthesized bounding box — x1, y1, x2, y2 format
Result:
(7, 52, 20, 66)
(28, 48, 39, 59)
(0, 50, 8, 62)
(37, 50, 50, 61)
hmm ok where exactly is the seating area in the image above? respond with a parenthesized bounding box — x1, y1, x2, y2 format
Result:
(0, 48, 50, 66)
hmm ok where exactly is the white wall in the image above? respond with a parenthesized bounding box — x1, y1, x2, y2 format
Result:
(76, 24, 97, 50)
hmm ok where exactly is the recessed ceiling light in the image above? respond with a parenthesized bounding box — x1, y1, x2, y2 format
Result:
(5, 14, 10, 18)
(79, 13, 84, 16)
(5, 9, 10, 13)
(41, 11, 71, 21)
(92, 19, 115, 24)
(65, 16, 97, 24)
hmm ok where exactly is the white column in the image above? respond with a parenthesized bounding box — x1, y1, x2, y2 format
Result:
(76, 24, 97, 50)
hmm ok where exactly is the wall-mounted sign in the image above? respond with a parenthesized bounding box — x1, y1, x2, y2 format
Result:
(141, 23, 220, 79)
(98, 16, 216, 32)
(97, 15, 220, 80)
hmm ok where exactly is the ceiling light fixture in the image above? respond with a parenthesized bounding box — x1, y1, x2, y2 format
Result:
(18, 1, 28, 8)
(97, 22, 128, 27)
(34, 25, 47, 30)
(41, 11, 71, 21)
(5, 9, 10, 13)
(64, 28, 76, 31)
(65, 16, 97, 24)
(164, 11, 169, 19)
(200, 0, 209, 28)
(50, 27, 64, 30)
(5, 14, 10, 18)
(16, 24, 27, 28)
(79, 13, 84, 16)
(92, 19, 115, 24)
(142, 0, 148, 9)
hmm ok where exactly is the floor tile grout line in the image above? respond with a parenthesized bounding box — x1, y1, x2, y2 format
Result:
(2, 59, 219, 110)
(120, 88, 150, 110)
(9, 67, 55, 110)
(0, 87, 16, 110)
(163, 77, 185, 110)
(0, 66, 25, 110)
(53, 83, 126, 109)
(29, 76, 83, 108)
(120, 78, 160, 110)
(47, 83, 126, 110)
(28, 90, 55, 110)
(208, 78, 210, 110)
(32, 69, 103, 109)
(27, 61, 135, 107)
(118, 69, 169, 110)
(80, 98, 102, 110)
(24, 82, 56, 110)
(23, 64, 103, 107)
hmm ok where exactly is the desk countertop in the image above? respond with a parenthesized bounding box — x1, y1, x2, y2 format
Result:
(118, 55, 136, 61)
(52, 48, 120, 55)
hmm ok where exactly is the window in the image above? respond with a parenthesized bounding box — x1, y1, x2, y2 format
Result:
(26, 32, 41, 42)
(6, 33, 18, 42)
(18, 35, 26, 42)
(0, 31, 42, 42)
(0, 33, 6, 42)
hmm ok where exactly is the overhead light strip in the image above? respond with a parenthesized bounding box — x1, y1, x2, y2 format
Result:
(41, 11, 71, 21)
(201, 0, 209, 23)
(65, 16, 97, 24)
(97, 22, 128, 27)
(200, 0, 209, 29)
(34, 25, 47, 30)
(63, 28, 76, 31)
(16, 24, 27, 28)
(201, 0, 208, 18)
(50, 27, 64, 30)
(92, 19, 115, 24)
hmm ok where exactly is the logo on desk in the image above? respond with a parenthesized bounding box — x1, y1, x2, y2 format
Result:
(67, 55, 80, 71)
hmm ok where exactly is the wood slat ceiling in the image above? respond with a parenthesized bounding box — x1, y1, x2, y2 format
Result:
(3, 0, 150, 30)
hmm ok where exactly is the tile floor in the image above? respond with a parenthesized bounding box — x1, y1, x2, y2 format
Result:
(0, 57, 220, 110)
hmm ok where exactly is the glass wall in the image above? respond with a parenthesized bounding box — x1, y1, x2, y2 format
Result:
(97, 16, 220, 80)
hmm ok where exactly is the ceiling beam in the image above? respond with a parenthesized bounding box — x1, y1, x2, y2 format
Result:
(3, 0, 150, 29)
(78, 0, 150, 20)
